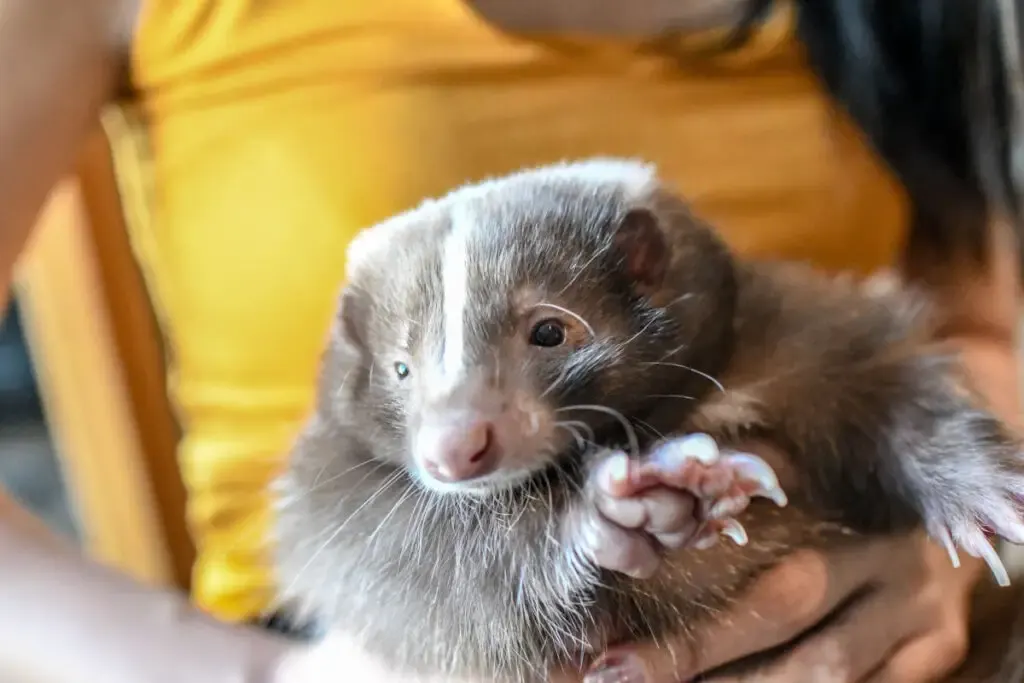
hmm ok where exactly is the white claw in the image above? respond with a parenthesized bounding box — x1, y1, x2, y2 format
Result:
(956, 528, 1011, 587)
(974, 538, 1011, 587)
(725, 452, 776, 483)
(935, 526, 962, 569)
(989, 510, 1024, 545)
(652, 433, 720, 468)
(598, 453, 631, 490)
(720, 519, 749, 546)
(724, 451, 789, 508)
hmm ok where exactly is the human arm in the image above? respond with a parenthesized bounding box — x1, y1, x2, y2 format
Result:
(0, 0, 291, 680)
(0, 0, 130, 304)
(1, 492, 454, 683)
(0, 494, 298, 683)
(0, 1, 427, 681)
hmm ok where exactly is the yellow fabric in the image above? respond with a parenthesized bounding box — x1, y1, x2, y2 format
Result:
(127, 0, 909, 622)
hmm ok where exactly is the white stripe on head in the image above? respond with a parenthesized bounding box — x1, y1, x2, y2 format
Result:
(440, 207, 472, 385)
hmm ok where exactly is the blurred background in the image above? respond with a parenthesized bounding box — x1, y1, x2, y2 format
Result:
(0, 300, 77, 540)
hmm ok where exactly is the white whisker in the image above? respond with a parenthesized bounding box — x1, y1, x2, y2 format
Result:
(557, 404, 639, 457)
(330, 368, 354, 403)
(557, 250, 604, 295)
(659, 342, 689, 360)
(533, 302, 596, 339)
(281, 468, 405, 598)
(634, 418, 665, 441)
(640, 361, 725, 393)
(616, 313, 663, 351)
(540, 364, 572, 399)
(306, 458, 379, 495)
(366, 485, 417, 553)
(556, 423, 585, 450)
(558, 419, 595, 443)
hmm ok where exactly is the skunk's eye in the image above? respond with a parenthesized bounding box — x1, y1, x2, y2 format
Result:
(529, 319, 566, 348)
(394, 362, 410, 379)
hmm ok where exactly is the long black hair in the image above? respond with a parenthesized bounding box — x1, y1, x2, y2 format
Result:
(744, 0, 1022, 275)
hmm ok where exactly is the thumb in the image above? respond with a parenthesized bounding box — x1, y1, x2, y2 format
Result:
(584, 549, 862, 682)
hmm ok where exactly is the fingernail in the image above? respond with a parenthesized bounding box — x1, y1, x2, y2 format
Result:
(585, 653, 650, 683)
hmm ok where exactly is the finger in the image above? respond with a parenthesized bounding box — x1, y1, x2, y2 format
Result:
(864, 627, 969, 683)
(587, 547, 880, 683)
(702, 587, 909, 683)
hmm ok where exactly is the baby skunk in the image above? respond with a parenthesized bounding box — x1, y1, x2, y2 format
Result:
(273, 159, 1024, 682)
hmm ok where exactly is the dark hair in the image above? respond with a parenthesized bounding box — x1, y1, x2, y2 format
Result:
(741, 0, 1022, 274)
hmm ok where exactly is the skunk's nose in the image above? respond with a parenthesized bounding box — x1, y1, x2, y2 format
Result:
(417, 419, 499, 483)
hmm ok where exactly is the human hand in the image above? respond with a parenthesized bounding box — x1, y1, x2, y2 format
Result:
(569, 528, 982, 683)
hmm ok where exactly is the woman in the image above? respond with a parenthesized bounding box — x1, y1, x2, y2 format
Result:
(0, 0, 1020, 681)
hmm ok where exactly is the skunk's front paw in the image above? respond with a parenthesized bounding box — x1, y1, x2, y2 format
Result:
(571, 434, 788, 579)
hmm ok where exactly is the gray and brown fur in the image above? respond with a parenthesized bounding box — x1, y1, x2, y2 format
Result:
(272, 159, 1024, 682)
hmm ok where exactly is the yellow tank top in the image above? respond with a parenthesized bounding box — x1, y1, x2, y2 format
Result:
(125, 0, 909, 622)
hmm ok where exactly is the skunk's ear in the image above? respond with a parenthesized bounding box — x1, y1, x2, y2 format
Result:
(314, 284, 375, 421)
(333, 284, 371, 353)
(612, 207, 671, 293)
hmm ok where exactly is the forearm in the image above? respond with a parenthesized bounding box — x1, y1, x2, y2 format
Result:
(915, 219, 1022, 429)
(0, 493, 296, 683)
(955, 338, 1021, 431)
(0, 1, 295, 676)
